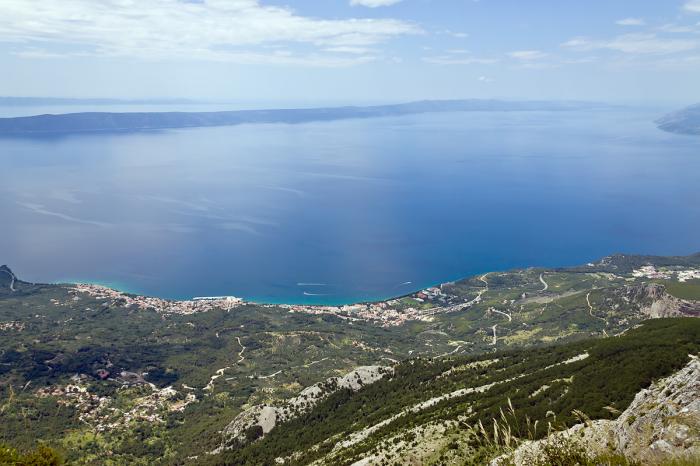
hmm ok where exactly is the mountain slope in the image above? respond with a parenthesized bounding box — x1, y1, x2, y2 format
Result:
(0, 253, 699, 463)
(204, 318, 700, 465)
(497, 354, 700, 465)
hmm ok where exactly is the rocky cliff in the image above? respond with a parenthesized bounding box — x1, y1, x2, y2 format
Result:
(497, 355, 700, 465)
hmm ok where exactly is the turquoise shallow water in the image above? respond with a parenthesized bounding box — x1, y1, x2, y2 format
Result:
(1, 106, 699, 304)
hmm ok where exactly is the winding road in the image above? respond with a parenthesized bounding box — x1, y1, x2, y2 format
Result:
(539, 274, 548, 292)
(469, 273, 490, 306)
(486, 304, 512, 347)
(252, 356, 332, 380)
(424, 272, 491, 316)
(489, 307, 512, 322)
(478, 273, 490, 288)
(586, 292, 608, 334)
(205, 336, 247, 391)
(236, 337, 246, 364)
(436, 345, 463, 358)
(256, 370, 283, 380)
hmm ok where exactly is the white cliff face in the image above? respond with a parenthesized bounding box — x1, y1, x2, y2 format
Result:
(496, 355, 700, 465)
(218, 366, 393, 449)
(615, 355, 700, 463)
(638, 284, 695, 318)
(336, 365, 390, 391)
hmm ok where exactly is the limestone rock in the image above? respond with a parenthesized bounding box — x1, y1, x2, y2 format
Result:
(496, 355, 700, 465)
(218, 366, 393, 450)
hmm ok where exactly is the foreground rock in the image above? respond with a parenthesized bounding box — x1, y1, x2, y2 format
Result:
(496, 355, 700, 465)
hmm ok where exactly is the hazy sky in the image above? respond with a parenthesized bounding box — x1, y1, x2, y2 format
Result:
(2, 0, 700, 104)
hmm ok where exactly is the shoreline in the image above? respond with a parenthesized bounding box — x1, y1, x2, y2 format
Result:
(37, 257, 629, 307)
(9, 249, 699, 308)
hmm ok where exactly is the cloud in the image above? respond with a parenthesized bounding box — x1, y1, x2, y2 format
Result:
(447, 31, 469, 39)
(562, 34, 697, 55)
(437, 29, 469, 39)
(423, 54, 498, 65)
(616, 18, 645, 26)
(562, 56, 598, 64)
(685, 0, 700, 13)
(0, 0, 420, 66)
(656, 23, 697, 33)
(508, 50, 548, 60)
(323, 46, 374, 55)
(350, 0, 402, 7)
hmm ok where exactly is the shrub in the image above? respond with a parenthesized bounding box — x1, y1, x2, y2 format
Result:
(0, 443, 63, 466)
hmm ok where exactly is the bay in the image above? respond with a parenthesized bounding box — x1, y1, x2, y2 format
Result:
(1, 107, 698, 304)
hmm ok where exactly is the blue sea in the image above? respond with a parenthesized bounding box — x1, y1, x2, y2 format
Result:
(1, 105, 699, 304)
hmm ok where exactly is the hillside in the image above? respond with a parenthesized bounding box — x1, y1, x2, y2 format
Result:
(497, 353, 700, 465)
(207, 319, 700, 465)
(656, 104, 700, 135)
(0, 253, 699, 463)
(0, 100, 594, 135)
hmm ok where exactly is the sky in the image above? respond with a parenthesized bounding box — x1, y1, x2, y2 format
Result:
(1, 0, 700, 104)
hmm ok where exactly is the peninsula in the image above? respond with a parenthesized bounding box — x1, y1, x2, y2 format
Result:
(0, 99, 594, 135)
(656, 103, 700, 135)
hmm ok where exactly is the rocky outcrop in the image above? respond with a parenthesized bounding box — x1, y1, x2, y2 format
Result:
(612, 283, 700, 319)
(632, 283, 700, 318)
(218, 366, 393, 450)
(495, 355, 700, 465)
(0, 265, 18, 294)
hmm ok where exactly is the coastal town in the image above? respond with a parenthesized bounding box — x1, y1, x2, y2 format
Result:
(66, 261, 700, 329)
(70, 281, 467, 327)
(71, 283, 244, 315)
(632, 265, 700, 282)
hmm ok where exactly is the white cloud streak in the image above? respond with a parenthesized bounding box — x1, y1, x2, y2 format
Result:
(562, 34, 697, 55)
(422, 56, 498, 65)
(616, 18, 645, 26)
(422, 47, 498, 65)
(508, 50, 548, 60)
(685, 0, 700, 13)
(0, 0, 420, 66)
(350, 0, 403, 7)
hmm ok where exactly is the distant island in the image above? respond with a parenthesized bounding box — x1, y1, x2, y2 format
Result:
(0, 99, 596, 135)
(656, 104, 700, 135)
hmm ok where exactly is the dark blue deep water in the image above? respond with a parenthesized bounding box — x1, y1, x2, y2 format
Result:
(1, 107, 699, 304)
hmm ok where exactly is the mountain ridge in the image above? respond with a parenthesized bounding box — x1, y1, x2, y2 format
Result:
(0, 99, 601, 135)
